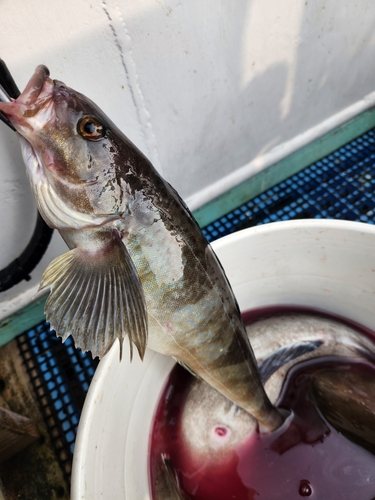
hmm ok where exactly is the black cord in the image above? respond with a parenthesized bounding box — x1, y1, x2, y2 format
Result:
(0, 59, 54, 293)
(0, 59, 20, 98)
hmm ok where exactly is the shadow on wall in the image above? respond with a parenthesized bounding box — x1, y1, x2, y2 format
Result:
(101, 0, 375, 199)
(93, 0, 289, 195)
(222, 1, 375, 168)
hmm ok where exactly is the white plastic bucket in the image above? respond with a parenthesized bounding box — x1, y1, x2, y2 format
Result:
(71, 219, 375, 499)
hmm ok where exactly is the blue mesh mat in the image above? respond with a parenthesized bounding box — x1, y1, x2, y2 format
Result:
(16, 323, 98, 483)
(15, 125, 375, 483)
(203, 128, 375, 242)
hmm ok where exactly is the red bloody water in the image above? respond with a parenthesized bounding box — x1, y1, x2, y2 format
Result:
(149, 309, 375, 499)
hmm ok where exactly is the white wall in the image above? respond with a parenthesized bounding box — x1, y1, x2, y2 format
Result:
(1, 0, 375, 317)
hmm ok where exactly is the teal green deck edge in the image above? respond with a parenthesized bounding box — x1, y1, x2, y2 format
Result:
(192, 106, 375, 227)
(1, 106, 375, 346)
(0, 296, 47, 347)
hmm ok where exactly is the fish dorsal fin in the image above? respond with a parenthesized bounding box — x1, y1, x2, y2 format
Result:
(39, 235, 148, 360)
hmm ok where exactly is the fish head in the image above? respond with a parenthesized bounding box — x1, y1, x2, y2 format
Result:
(0, 65, 111, 182)
(0, 65, 135, 229)
(180, 378, 256, 462)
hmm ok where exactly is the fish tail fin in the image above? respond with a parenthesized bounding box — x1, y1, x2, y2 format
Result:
(155, 454, 188, 500)
(39, 233, 148, 360)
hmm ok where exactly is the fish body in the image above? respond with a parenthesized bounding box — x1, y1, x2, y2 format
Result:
(0, 65, 282, 430)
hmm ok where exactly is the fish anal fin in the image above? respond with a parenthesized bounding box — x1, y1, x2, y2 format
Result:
(39, 232, 148, 360)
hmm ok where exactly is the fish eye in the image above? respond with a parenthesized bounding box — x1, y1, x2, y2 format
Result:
(77, 116, 104, 141)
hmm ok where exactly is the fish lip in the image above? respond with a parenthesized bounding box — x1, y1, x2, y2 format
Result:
(18, 65, 51, 106)
(0, 66, 56, 134)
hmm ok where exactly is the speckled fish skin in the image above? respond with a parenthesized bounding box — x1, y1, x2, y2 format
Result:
(0, 65, 282, 431)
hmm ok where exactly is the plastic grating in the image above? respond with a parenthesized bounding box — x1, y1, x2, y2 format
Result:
(16, 323, 98, 485)
(203, 128, 375, 242)
(15, 125, 375, 484)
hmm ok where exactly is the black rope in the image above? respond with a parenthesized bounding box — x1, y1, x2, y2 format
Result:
(0, 59, 54, 292)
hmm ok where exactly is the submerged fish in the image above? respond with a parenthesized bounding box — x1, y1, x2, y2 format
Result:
(153, 313, 375, 498)
(179, 313, 375, 460)
(0, 65, 282, 431)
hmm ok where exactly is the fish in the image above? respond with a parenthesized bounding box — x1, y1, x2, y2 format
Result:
(179, 313, 375, 460)
(153, 313, 375, 499)
(311, 366, 375, 455)
(0, 65, 283, 431)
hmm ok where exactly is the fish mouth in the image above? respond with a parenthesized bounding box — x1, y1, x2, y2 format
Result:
(18, 65, 51, 106)
(0, 65, 55, 133)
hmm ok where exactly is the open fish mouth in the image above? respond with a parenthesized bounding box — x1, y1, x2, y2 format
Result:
(0, 65, 55, 133)
(18, 65, 50, 106)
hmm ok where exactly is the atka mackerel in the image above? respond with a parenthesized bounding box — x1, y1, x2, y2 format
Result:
(0, 65, 283, 431)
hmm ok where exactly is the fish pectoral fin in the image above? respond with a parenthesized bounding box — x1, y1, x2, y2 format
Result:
(39, 234, 148, 360)
(173, 358, 202, 380)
